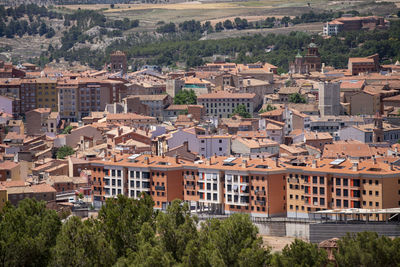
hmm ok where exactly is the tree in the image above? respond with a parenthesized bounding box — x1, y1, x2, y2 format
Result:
(334, 232, 400, 267)
(62, 125, 73, 134)
(198, 213, 271, 266)
(98, 194, 157, 258)
(215, 22, 223, 32)
(173, 89, 197, 105)
(51, 216, 116, 266)
(289, 93, 306, 104)
(156, 200, 198, 263)
(0, 198, 61, 267)
(232, 104, 251, 118)
(56, 145, 74, 159)
(223, 19, 233, 29)
(259, 104, 277, 113)
(39, 22, 47, 36)
(272, 239, 329, 267)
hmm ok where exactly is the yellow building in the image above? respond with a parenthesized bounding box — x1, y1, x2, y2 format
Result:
(36, 78, 58, 111)
(0, 185, 7, 211)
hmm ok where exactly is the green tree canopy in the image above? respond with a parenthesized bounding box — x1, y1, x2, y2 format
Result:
(51, 216, 116, 266)
(0, 198, 61, 266)
(98, 194, 157, 258)
(289, 93, 307, 104)
(272, 239, 329, 267)
(173, 89, 197, 105)
(232, 104, 252, 118)
(334, 232, 400, 267)
(56, 145, 75, 159)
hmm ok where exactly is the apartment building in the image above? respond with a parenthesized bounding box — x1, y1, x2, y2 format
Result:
(25, 108, 52, 136)
(135, 94, 172, 120)
(286, 158, 400, 220)
(91, 154, 192, 210)
(58, 79, 78, 121)
(20, 79, 36, 113)
(197, 91, 256, 118)
(36, 78, 57, 111)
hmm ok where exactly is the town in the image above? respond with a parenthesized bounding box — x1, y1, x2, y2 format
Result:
(0, 4, 400, 265)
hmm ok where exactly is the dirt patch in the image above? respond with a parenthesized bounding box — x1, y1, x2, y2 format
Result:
(262, 235, 300, 252)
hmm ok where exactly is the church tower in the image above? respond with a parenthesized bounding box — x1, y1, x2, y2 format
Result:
(372, 113, 384, 143)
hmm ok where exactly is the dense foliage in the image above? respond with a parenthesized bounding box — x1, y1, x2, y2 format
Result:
(56, 145, 74, 159)
(289, 93, 307, 104)
(54, 18, 400, 71)
(1, 197, 400, 266)
(232, 104, 252, 118)
(173, 89, 197, 105)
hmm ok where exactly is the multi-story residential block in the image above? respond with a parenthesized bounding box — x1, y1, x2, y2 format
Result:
(25, 108, 51, 136)
(58, 79, 78, 121)
(20, 79, 36, 114)
(91, 154, 191, 210)
(135, 94, 172, 120)
(286, 158, 400, 219)
(36, 78, 57, 111)
(348, 54, 380, 75)
(197, 91, 256, 119)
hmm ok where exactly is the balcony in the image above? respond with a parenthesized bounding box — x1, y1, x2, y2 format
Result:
(155, 185, 165, 191)
(255, 200, 265, 206)
(255, 190, 266, 196)
(185, 184, 195, 190)
(185, 175, 196, 181)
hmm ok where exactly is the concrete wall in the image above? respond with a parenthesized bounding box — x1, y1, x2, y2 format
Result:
(309, 223, 400, 243)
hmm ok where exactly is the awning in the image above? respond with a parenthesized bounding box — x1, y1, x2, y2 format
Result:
(233, 185, 238, 191)
(241, 185, 247, 191)
(227, 176, 232, 181)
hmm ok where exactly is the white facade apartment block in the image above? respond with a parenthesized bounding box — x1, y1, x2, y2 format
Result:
(104, 166, 124, 198)
(224, 171, 250, 207)
(198, 171, 222, 204)
(127, 167, 151, 198)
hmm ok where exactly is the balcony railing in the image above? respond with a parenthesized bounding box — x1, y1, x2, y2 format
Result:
(185, 175, 196, 181)
(185, 184, 195, 190)
(155, 185, 165, 191)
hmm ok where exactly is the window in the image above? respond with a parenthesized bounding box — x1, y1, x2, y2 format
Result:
(319, 177, 324, 185)
(320, 187, 325, 195)
(336, 178, 341, 186)
(343, 178, 348, 186)
(375, 180, 378, 185)
(336, 189, 341, 196)
(336, 199, 341, 207)
(320, 198, 325, 205)
(375, 191, 379, 196)
(313, 187, 318, 194)
(343, 200, 348, 208)
(313, 176, 318, 184)
(343, 189, 348, 197)
(369, 180, 372, 185)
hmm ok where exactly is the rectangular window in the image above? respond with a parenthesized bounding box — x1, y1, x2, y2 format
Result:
(343, 178, 348, 186)
(336, 178, 341, 186)
(319, 177, 324, 185)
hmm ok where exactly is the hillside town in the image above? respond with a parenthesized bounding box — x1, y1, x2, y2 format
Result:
(0, 41, 400, 223)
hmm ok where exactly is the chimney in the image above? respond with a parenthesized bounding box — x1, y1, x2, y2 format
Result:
(175, 155, 179, 164)
(352, 162, 359, 172)
(183, 141, 189, 152)
(118, 127, 122, 136)
(144, 156, 149, 165)
(390, 162, 394, 171)
(206, 157, 211, 166)
(214, 153, 217, 158)
(112, 155, 116, 162)
(275, 157, 279, 167)
(373, 155, 377, 165)
(311, 159, 317, 168)
(241, 159, 247, 168)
